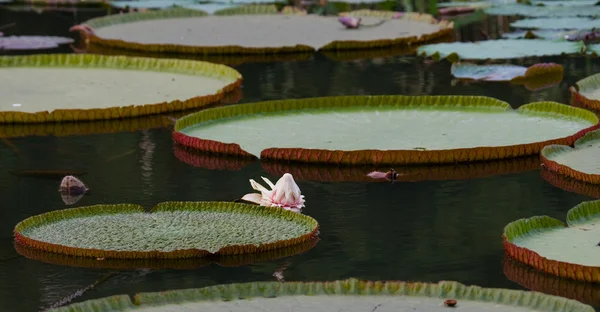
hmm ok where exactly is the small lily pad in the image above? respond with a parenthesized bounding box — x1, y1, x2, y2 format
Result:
(504, 199, 600, 283)
(451, 62, 563, 82)
(485, 3, 600, 17)
(531, 0, 599, 6)
(0, 36, 74, 51)
(541, 129, 600, 184)
(109, 0, 192, 9)
(501, 29, 578, 40)
(571, 72, 600, 110)
(437, 1, 493, 8)
(511, 17, 600, 30)
(46, 278, 595, 312)
(14, 202, 320, 259)
(417, 39, 584, 61)
(173, 95, 598, 165)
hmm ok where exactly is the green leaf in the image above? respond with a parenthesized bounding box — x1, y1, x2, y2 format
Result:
(511, 17, 600, 29)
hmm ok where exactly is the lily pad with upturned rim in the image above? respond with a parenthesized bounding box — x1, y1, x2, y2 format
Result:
(541, 167, 600, 199)
(503, 199, 600, 283)
(571, 72, 600, 110)
(451, 62, 563, 82)
(540, 129, 600, 184)
(81, 6, 454, 54)
(173, 95, 599, 166)
(485, 4, 600, 17)
(0, 53, 241, 123)
(511, 17, 600, 30)
(46, 278, 595, 312)
(417, 39, 584, 61)
(13, 202, 320, 259)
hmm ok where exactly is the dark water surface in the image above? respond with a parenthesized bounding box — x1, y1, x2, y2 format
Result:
(2, 6, 600, 312)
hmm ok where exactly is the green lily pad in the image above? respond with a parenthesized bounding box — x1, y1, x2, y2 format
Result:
(485, 4, 600, 17)
(417, 39, 584, 60)
(437, 1, 493, 8)
(511, 17, 600, 30)
(0, 53, 241, 123)
(571, 71, 600, 110)
(531, 0, 599, 6)
(13, 202, 319, 259)
(109, 0, 193, 9)
(501, 29, 576, 40)
(83, 6, 453, 54)
(503, 199, 600, 283)
(178, 3, 242, 14)
(46, 278, 594, 312)
(173, 95, 598, 165)
(541, 129, 600, 183)
(450, 62, 563, 81)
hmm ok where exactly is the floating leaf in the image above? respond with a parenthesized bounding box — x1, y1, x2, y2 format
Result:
(541, 167, 600, 198)
(541, 129, 600, 184)
(0, 54, 241, 123)
(571, 72, 600, 110)
(109, 0, 192, 9)
(46, 278, 595, 312)
(485, 4, 600, 17)
(82, 6, 453, 54)
(178, 3, 242, 14)
(501, 29, 578, 40)
(0, 36, 73, 51)
(504, 199, 600, 283)
(531, 0, 599, 6)
(451, 62, 563, 82)
(417, 39, 584, 61)
(437, 1, 493, 8)
(14, 201, 320, 259)
(511, 17, 600, 30)
(173, 95, 599, 165)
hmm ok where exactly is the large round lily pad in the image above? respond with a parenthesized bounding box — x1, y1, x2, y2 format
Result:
(503, 199, 600, 283)
(417, 39, 584, 61)
(173, 95, 599, 165)
(485, 3, 600, 17)
(0, 54, 241, 123)
(571, 72, 600, 110)
(511, 17, 600, 30)
(81, 6, 453, 54)
(46, 278, 594, 312)
(13, 202, 319, 259)
(540, 129, 600, 184)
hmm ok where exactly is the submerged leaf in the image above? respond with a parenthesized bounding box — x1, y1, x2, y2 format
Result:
(0, 36, 73, 51)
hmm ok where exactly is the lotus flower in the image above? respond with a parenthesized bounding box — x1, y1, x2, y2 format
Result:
(338, 16, 361, 29)
(241, 173, 305, 213)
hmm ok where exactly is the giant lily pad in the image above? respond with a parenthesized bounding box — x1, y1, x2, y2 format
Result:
(80, 6, 453, 54)
(540, 129, 600, 184)
(485, 4, 600, 17)
(501, 29, 578, 40)
(451, 62, 563, 82)
(503, 199, 600, 283)
(14, 237, 318, 269)
(46, 278, 594, 312)
(14, 202, 319, 259)
(541, 167, 600, 198)
(571, 72, 600, 110)
(0, 35, 74, 51)
(511, 17, 600, 30)
(504, 256, 600, 308)
(173, 95, 599, 166)
(417, 39, 584, 61)
(0, 54, 241, 123)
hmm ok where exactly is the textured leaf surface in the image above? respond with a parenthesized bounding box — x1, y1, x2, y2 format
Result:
(504, 200, 600, 281)
(541, 129, 600, 183)
(14, 202, 319, 259)
(173, 95, 599, 165)
(47, 278, 594, 312)
(485, 4, 600, 17)
(511, 17, 600, 30)
(0, 36, 73, 50)
(417, 39, 583, 60)
(84, 7, 452, 53)
(0, 54, 242, 123)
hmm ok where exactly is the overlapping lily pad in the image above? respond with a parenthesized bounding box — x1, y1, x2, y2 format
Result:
(173, 95, 599, 166)
(14, 202, 319, 259)
(571, 72, 600, 110)
(503, 199, 600, 283)
(0, 35, 74, 51)
(417, 39, 584, 61)
(504, 256, 600, 308)
(47, 278, 594, 312)
(485, 4, 600, 17)
(511, 17, 600, 30)
(540, 129, 600, 184)
(14, 237, 318, 269)
(0, 54, 241, 123)
(80, 5, 453, 54)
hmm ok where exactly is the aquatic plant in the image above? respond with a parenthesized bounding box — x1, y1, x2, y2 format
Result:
(0, 54, 241, 123)
(172, 95, 599, 165)
(485, 3, 600, 18)
(46, 278, 594, 311)
(540, 129, 600, 184)
(571, 72, 600, 111)
(503, 199, 600, 283)
(451, 62, 563, 82)
(511, 17, 600, 30)
(72, 5, 453, 54)
(241, 173, 306, 212)
(0, 35, 73, 50)
(14, 201, 319, 259)
(541, 167, 600, 198)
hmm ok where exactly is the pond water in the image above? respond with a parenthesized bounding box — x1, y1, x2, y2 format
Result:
(1, 5, 600, 312)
